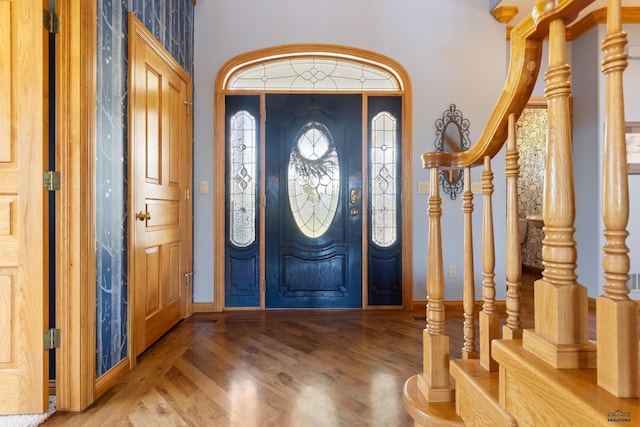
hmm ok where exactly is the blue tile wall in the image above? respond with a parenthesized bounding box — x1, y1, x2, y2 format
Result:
(96, 0, 194, 377)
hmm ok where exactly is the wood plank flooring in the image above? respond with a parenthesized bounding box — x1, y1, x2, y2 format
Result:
(43, 271, 591, 427)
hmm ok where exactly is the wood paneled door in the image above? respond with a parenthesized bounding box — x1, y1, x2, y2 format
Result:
(265, 94, 363, 309)
(129, 14, 193, 358)
(0, 0, 49, 415)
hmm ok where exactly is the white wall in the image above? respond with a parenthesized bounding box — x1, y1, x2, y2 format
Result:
(192, 0, 509, 302)
(624, 25, 640, 299)
(573, 27, 602, 298)
(572, 23, 640, 299)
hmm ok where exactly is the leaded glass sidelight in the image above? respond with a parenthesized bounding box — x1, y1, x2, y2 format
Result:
(229, 110, 257, 247)
(288, 122, 340, 238)
(371, 112, 398, 247)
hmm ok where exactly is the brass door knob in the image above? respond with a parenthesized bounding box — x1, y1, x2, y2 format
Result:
(137, 211, 151, 221)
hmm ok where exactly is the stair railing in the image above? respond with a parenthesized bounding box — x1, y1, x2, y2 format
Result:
(406, 0, 638, 410)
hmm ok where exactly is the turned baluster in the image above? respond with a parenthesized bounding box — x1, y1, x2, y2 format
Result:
(417, 167, 454, 402)
(479, 155, 499, 371)
(596, 0, 639, 398)
(504, 113, 522, 340)
(461, 166, 477, 359)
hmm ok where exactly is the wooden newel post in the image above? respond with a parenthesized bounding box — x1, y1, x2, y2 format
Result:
(522, 16, 595, 370)
(417, 167, 455, 402)
(596, 0, 639, 398)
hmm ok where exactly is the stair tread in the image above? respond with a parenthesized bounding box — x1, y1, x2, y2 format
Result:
(493, 339, 640, 424)
(403, 374, 464, 427)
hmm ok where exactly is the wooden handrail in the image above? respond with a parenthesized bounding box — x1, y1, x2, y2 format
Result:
(421, 0, 595, 170)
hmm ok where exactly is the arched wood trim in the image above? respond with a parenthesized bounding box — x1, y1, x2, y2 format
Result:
(213, 44, 413, 311)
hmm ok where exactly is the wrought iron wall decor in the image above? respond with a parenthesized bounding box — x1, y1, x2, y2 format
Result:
(434, 104, 470, 200)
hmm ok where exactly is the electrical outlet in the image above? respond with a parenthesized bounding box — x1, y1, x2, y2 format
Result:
(449, 265, 457, 278)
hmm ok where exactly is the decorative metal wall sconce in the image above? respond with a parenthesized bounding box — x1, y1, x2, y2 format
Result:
(434, 104, 470, 200)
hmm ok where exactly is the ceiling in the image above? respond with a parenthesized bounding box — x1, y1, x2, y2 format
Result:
(493, 0, 640, 26)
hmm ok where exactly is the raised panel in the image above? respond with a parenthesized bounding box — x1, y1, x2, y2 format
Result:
(145, 246, 160, 316)
(0, 196, 18, 267)
(282, 254, 346, 295)
(0, 1, 11, 164)
(0, 196, 17, 236)
(227, 256, 257, 297)
(168, 82, 180, 186)
(166, 241, 180, 302)
(145, 200, 179, 229)
(145, 65, 161, 183)
(0, 273, 14, 364)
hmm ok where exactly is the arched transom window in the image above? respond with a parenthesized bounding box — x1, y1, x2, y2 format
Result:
(225, 55, 402, 92)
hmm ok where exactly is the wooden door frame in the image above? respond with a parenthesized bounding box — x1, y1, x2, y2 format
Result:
(54, 0, 97, 411)
(54, 3, 194, 412)
(212, 44, 414, 312)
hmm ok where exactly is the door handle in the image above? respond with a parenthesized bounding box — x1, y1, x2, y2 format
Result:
(137, 210, 151, 221)
(350, 189, 359, 204)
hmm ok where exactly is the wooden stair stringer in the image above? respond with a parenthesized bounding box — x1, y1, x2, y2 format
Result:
(450, 359, 517, 427)
(492, 339, 640, 426)
(402, 374, 464, 427)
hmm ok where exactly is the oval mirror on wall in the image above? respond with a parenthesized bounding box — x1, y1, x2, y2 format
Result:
(434, 104, 470, 199)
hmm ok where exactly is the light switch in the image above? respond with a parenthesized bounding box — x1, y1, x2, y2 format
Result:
(199, 180, 208, 194)
(418, 181, 429, 194)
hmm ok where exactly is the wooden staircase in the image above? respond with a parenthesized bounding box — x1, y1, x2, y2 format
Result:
(403, 0, 640, 425)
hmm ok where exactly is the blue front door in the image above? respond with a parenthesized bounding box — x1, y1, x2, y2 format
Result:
(265, 94, 362, 308)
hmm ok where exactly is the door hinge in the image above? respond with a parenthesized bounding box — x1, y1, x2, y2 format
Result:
(183, 101, 193, 116)
(44, 328, 61, 351)
(184, 272, 193, 286)
(185, 189, 190, 200)
(44, 171, 61, 191)
(44, 9, 61, 34)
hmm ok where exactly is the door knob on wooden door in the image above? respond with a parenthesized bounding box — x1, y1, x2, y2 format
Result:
(137, 210, 151, 221)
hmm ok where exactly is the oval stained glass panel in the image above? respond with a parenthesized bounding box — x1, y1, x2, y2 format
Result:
(287, 122, 340, 238)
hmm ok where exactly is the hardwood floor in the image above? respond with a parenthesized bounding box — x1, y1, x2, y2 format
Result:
(46, 310, 427, 426)
(45, 271, 623, 427)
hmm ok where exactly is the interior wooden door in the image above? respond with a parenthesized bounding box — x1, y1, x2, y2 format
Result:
(0, 0, 49, 414)
(129, 15, 192, 357)
(265, 94, 363, 308)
